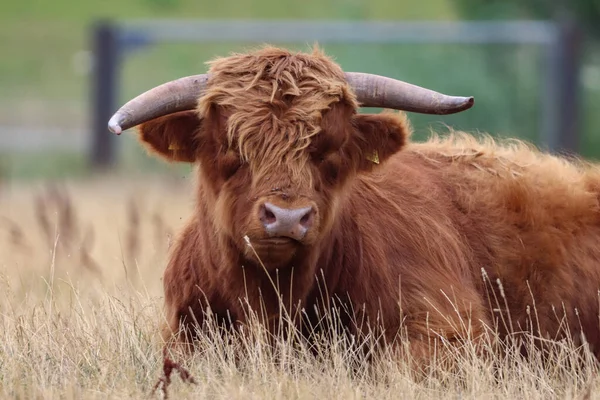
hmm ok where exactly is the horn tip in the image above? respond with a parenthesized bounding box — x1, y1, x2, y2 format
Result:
(435, 96, 474, 115)
(456, 96, 475, 112)
(108, 115, 123, 135)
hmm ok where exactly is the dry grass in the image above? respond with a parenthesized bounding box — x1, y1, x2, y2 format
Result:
(0, 176, 599, 399)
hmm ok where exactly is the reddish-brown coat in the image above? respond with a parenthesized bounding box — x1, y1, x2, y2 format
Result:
(136, 47, 600, 364)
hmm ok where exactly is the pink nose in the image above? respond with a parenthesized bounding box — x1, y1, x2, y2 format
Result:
(258, 202, 315, 240)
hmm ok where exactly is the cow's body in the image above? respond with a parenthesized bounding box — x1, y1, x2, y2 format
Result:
(162, 130, 600, 361)
(121, 46, 600, 367)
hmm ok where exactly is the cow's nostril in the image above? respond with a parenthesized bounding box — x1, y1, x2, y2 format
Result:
(265, 209, 276, 223)
(259, 204, 277, 225)
(299, 209, 314, 228)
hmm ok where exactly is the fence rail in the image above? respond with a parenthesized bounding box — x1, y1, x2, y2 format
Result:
(117, 20, 559, 45)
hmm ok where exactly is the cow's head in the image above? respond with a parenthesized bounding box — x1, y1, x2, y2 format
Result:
(109, 46, 473, 269)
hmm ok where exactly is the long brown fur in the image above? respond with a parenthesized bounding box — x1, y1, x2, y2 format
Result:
(136, 46, 600, 376)
(198, 46, 359, 183)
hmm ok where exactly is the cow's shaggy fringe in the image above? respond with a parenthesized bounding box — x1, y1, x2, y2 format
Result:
(1, 179, 599, 399)
(198, 45, 358, 182)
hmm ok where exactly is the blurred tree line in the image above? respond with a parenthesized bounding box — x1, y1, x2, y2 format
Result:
(451, 0, 600, 158)
(453, 0, 599, 38)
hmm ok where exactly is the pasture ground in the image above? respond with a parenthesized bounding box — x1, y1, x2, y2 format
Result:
(0, 176, 599, 399)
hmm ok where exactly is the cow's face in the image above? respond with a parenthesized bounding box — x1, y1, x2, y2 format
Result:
(136, 50, 409, 269)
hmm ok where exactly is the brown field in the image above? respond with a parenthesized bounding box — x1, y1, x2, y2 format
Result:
(0, 175, 599, 399)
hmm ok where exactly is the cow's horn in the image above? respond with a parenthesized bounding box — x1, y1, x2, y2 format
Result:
(344, 72, 474, 115)
(108, 71, 473, 134)
(107, 74, 209, 134)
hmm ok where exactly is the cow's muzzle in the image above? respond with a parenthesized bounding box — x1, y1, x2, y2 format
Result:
(258, 202, 316, 241)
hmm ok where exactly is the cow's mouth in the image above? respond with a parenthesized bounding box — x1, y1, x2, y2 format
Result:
(259, 237, 299, 246)
(251, 236, 301, 252)
(244, 236, 300, 268)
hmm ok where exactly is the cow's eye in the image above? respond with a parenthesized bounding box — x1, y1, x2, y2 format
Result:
(320, 153, 342, 186)
(309, 147, 328, 164)
(220, 151, 242, 180)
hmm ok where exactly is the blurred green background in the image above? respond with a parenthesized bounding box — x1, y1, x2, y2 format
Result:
(0, 0, 598, 180)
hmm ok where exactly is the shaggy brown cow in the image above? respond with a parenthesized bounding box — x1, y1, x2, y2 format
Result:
(108, 46, 600, 368)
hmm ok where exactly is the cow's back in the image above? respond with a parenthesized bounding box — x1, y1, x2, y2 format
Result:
(343, 132, 600, 355)
(360, 135, 600, 354)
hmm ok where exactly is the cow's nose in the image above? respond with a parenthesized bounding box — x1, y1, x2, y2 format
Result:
(258, 202, 315, 241)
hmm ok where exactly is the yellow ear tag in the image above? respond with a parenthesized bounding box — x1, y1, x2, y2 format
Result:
(168, 143, 184, 151)
(366, 150, 380, 164)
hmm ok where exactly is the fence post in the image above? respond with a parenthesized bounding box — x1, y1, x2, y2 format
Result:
(90, 20, 119, 170)
(555, 18, 583, 155)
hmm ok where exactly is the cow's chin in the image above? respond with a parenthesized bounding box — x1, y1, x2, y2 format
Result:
(243, 236, 302, 270)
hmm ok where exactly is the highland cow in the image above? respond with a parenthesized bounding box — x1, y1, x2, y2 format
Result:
(108, 46, 600, 368)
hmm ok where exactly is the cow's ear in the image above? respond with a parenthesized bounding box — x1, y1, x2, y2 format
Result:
(349, 111, 410, 172)
(136, 110, 202, 163)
